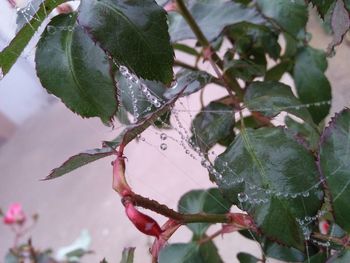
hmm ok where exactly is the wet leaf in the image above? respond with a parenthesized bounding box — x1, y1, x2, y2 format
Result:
(36, 14, 118, 123)
(164, 69, 213, 99)
(78, 0, 174, 83)
(319, 109, 350, 232)
(214, 127, 323, 249)
(190, 102, 235, 152)
(293, 46, 332, 124)
(244, 81, 313, 123)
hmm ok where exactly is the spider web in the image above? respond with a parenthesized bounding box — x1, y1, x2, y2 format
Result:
(115, 63, 341, 260)
(2, 1, 347, 261)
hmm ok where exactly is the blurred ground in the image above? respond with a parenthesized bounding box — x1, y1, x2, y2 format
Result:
(1, 11, 350, 263)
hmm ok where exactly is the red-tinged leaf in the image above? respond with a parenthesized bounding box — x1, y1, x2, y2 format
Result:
(327, 0, 350, 54)
(44, 147, 115, 180)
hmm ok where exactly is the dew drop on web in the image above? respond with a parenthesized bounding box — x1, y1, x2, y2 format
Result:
(47, 25, 56, 35)
(237, 192, 248, 203)
(160, 143, 167, 151)
(160, 133, 167, 141)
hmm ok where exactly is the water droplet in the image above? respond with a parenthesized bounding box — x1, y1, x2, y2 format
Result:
(302, 192, 310, 197)
(47, 25, 56, 35)
(155, 101, 161, 108)
(160, 133, 167, 140)
(130, 76, 139, 83)
(119, 66, 128, 73)
(0, 68, 3, 80)
(160, 143, 167, 150)
(291, 193, 298, 198)
(171, 81, 178, 89)
(238, 192, 248, 202)
(136, 134, 141, 139)
(141, 85, 148, 93)
(201, 159, 210, 168)
(185, 150, 190, 154)
(67, 25, 74, 32)
(124, 72, 132, 79)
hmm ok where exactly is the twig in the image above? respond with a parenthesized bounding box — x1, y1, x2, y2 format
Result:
(123, 194, 230, 224)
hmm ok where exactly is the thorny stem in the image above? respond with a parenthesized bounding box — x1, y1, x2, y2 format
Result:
(312, 232, 350, 249)
(123, 194, 231, 224)
(175, 0, 243, 99)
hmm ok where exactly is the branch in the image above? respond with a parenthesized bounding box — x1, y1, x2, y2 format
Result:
(123, 194, 230, 224)
(175, 0, 243, 99)
(311, 232, 350, 249)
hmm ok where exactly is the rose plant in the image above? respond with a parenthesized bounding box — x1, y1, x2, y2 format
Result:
(1, 0, 350, 262)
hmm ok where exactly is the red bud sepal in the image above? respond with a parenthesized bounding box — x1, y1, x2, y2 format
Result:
(112, 155, 132, 197)
(151, 219, 182, 261)
(124, 200, 162, 239)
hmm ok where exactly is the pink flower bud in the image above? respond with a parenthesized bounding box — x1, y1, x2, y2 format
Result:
(124, 201, 162, 239)
(112, 156, 132, 197)
(228, 213, 256, 230)
(3, 203, 26, 225)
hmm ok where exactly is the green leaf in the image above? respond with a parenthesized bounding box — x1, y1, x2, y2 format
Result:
(238, 230, 307, 262)
(214, 127, 323, 249)
(256, 0, 308, 37)
(293, 46, 332, 124)
(190, 102, 235, 153)
(265, 61, 292, 81)
(173, 43, 200, 56)
(45, 147, 115, 180)
(244, 81, 313, 123)
(285, 116, 320, 151)
(225, 22, 281, 60)
(309, 0, 334, 18)
(237, 252, 259, 263)
(178, 188, 230, 236)
(164, 69, 213, 99)
(168, 1, 265, 42)
(224, 59, 265, 82)
(120, 247, 135, 263)
(78, 0, 174, 84)
(264, 240, 305, 262)
(319, 109, 350, 232)
(35, 14, 118, 123)
(0, 0, 67, 78)
(158, 241, 223, 263)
